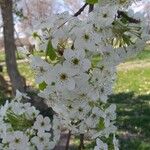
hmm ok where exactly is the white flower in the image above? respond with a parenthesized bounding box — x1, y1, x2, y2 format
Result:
(104, 104, 116, 127)
(70, 101, 90, 120)
(94, 138, 108, 150)
(30, 56, 52, 84)
(33, 115, 51, 134)
(7, 131, 29, 150)
(92, 124, 117, 139)
(0, 122, 10, 139)
(85, 107, 104, 128)
(14, 90, 30, 102)
(0, 100, 9, 118)
(31, 132, 51, 150)
(25, 105, 40, 119)
(113, 134, 119, 150)
(89, 5, 118, 27)
(8, 101, 25, 115)
(53, 64, 76, 91)
(52, 115, 61, 142)
(63, 49, 91, 72)
(51, 26, 69, 49)
(73, 27, 98, 52)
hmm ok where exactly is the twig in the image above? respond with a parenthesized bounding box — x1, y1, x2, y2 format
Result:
(65, 130, 71, 150)
(117, 11, 140, 24)
(78, 134, 85, 150)
(89, 4, 94, 13)
(74, 3, 88, 17)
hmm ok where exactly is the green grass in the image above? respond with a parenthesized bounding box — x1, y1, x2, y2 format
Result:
(115, 67, 150, 94)
(0, 51, 5, 62)
(109, 92, 150, 150)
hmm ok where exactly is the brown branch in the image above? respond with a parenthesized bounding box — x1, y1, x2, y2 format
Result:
(65, 130, 71, 150)
(74, 3, 88, 17)
(78, 134, 85, 150)
(89, 4, 94, 13)
(117, 11, 140, 24)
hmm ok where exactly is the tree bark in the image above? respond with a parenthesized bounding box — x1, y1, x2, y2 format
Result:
(0, 0, 26, 94)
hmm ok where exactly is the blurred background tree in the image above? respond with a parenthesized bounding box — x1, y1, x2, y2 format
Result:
(0, 0, 26, 94)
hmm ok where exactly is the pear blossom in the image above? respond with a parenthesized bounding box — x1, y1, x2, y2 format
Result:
(7, 131, 29, 150)
(63, 49, 91, 72)
(104, 104, 116, 127)
(94, 138, 108, 150)
(52, 64, 76, 91)
(113, 134, 119, 150)
(31, 132, 52, 150)
(0, 94, 61, 149)
(33, 115, 51, 134)
(89, 4, 118, 27)
(73, 27, 98, 52)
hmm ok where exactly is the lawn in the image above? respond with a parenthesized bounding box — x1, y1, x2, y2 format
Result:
(0, 47, 150, 149)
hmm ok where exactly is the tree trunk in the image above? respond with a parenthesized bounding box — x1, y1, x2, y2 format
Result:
(0, 0, 26, 94)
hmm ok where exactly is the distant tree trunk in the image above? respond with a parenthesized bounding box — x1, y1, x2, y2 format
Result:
(0, 0, 26, 94)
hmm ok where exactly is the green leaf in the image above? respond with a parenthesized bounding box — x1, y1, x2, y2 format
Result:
(86, 0, 98, 4)
(97, 118, 105, 131)
(46, 40, 57, 61)
(32, 32, 41, 40)
(39, 81, 47, 91)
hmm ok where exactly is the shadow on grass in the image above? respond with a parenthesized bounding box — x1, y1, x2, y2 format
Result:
(109, 92, 150, 150)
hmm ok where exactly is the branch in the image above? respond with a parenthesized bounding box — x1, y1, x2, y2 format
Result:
(117, 11, 140, 24)
(78, 134, 85, 150)
(65, 130, 71, 150)
(89, 4, 94, 13)
(74, 3, 88, 17)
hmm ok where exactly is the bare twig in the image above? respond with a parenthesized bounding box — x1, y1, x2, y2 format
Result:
(117, 11, 140, 24)
(65, 130, 71, 150)
(74, 3, 88, 17)
(89, 4, 94, 13)
(78, 134, 85, 150)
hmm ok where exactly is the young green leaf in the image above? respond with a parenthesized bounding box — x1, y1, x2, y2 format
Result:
(39, 81, 47, 91)
(86, 0, 98, 4)
(46, 40, 57, 61)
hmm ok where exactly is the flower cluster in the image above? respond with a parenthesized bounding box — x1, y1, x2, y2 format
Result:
(21, 0, 149, 149)
(29, 2, 148, 150)
(0, 91, 60, 150)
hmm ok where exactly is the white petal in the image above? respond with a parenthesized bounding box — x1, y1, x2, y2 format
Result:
(63, 49, 74, 60)
(81, 59, 91, 71)
(66, 79, 75, 91)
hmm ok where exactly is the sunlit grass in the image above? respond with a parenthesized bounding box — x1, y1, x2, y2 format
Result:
(115, 67, 150, 95)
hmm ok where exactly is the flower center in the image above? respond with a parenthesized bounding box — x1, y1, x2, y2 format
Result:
(40, 137, 44, 142)
(60, 73, 68, 81)
(103, 13, 108, 18)
(92, 114, 97, 118)
(41, 121, 45, 126)
(39, 67, 45, 73)
(15, 138, 20, 144)
(68, 105, 73, 110)
(78, 107, 83, 112)
(83, 34, 89, 40)
(72, 58, 80, 65)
